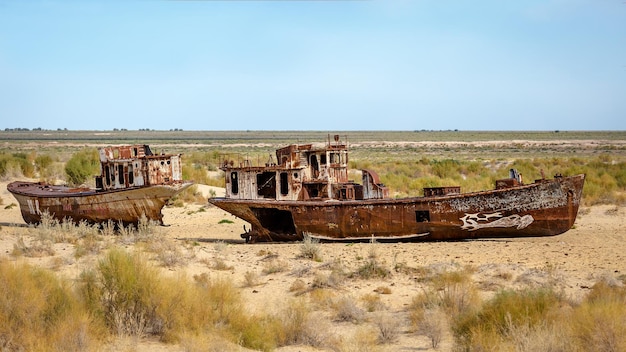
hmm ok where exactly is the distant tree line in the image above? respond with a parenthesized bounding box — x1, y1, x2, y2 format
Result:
(4, 128, 184, 132)
(4, 127, 68, 131)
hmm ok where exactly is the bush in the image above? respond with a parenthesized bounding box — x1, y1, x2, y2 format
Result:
(569, 281, 626, 352)
(298, 234, 322, 261)
(34, 154, 54, 178)
(0, 258, 101, 351)
(452, 288, 565, 351)
(65, 148, 99, 186)
(79, 249, 267, 348)
(0, 152, 35, 179)
(333, 296, 365, 323)
(351, 244, 391, 280)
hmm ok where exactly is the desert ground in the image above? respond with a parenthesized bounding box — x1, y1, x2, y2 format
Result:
(1, 178, 625, 352)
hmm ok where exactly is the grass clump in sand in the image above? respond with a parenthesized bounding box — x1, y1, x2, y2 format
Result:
(298, 234, 323, 262)
(351, 242, 391, 280)
(451, 288, 568, 351)
(0, 258, 103, 351)
(568, 280, 626, 352)
(408, 267, 479, 348)
(79, 248, 277, 349)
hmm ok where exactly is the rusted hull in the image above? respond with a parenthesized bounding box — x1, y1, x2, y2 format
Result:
(209, 174, 585, 242)
(8, 181, 193, 225)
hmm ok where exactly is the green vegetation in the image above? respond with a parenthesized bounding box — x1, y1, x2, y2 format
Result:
(0, 152, 35, 179)
(350, 155, 626, 205)
(0, 258, 104, 351)
(447, 283, 626, 351)
(64, 148, 100, 186)
(1, 131, 625, 204)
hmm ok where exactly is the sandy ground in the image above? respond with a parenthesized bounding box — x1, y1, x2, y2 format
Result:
(1, 181, 625, 351)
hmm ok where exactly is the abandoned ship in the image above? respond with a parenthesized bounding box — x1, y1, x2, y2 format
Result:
(8, 145, 192, 226)
(209, 135, 585, 243)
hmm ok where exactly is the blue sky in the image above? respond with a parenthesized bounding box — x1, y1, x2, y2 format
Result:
(1, 1, 624, 131)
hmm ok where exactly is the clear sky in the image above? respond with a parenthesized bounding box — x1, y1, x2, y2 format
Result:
(1, 0, 624, 131)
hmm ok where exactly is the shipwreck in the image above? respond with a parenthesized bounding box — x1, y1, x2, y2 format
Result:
(8, 145, 192, 226)
(209, 135, 585, 243)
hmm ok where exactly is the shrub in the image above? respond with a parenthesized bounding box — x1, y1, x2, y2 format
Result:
(81, 249, 162, 337)
(64, 148, 99, 186)
(274, 299, 311, 345)
(419, 308, 446, 349)
(429, 268, 480, 316)
(333, 296, 365, 323)
(361, 293, 386, 312)
(34, 154, 53, 178)
(351, 244, 391, 280)
(569, 281, 626, 352)
(272, 299, 330, 348)
(0, 259, 100, 351)
(262, 259, 287, 274)
(79, 249, 253, 345)
(243, 271, 261, 287)
(452, 288, 565, 351)
(298, 234, 323, 261)
(373, 312, 401, 344)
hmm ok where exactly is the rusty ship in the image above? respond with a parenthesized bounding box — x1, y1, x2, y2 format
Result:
(8, 145, 192, 226)
(209, 135, 585, 243)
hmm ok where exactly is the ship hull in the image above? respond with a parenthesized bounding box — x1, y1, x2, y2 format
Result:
(209, 174, 585, 243)
(8, 181, 193, 225)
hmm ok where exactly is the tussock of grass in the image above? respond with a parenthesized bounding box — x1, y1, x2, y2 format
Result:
(333, 296, 365, 323)
(361, 293, 386, 312)
(298, 234, 323, 262)
(78, 249, 268, 348)
(311, 270, 343, 289)
(289, 278, 307, 293)
(242, 271, 260, 288)
(262, 259, 288, 275)
(373, 312, 402, 344)
(0, 258, 102, 351)
(569, 281, 626, 352)
(452, 288, 567, 351)
(351, 244, 391, 280)
(271, 299, 331, 348)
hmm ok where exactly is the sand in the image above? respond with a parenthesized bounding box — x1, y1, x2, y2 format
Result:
(1, 180, 625, 351)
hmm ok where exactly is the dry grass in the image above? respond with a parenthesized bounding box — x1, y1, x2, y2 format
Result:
(361, 293, 386, 312)
(0, 258, 102, 351)
(333, 296, 366, 323)
(262, 258, 288, 275)
(298, 234, 323, 262)
(242, 271, 260, 288)
(373, 312, 402, 344)
(351, 243, 391, 280)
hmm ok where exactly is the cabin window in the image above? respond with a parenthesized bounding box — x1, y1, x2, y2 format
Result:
(294, 172, 298, 179)
(133, 147, 138, 157)
(128, 165, 134, 184)
(330, 152, 338, 164)
(280, 172, 289, 196)
(257, 172, 276, 199)
(320, 154, 327, 165)
(105, 165, 111, 186)
(415, 210, 430, 222)
(310, 155, 319, 177)
(231, 172, 239, 194)
(110, 165, 115, 185)
(118, 165, 124, 184)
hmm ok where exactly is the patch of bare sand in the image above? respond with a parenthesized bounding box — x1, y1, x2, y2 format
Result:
(1, 179, 625, 351)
